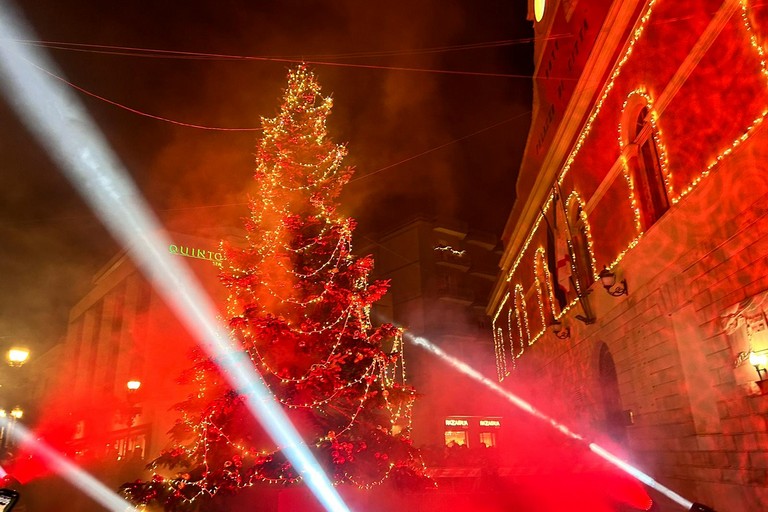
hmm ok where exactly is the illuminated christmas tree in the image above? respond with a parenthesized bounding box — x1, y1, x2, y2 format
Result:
(122, 66, 426, 510)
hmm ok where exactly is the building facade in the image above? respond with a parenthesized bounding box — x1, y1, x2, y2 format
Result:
(44, 218, 502, 475)
(43, 232, 228, 470)
(489, 1, 768, 510)
(358, 217, 504, 449)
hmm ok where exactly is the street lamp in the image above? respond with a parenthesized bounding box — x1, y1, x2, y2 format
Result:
(750, 351, 767, 379)
(7, 347, 29, 367)
(551, 320, 571, 339)
(598, 266, 628, 297)
(125, 380, 142, 426)
(9, 407, 22, 420)
(749, 351, 768, 393)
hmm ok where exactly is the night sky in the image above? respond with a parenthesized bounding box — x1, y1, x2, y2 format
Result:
(0, 1, 533, 348)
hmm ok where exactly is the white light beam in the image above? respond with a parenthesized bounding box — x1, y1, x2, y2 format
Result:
(408, 334, 695, 510)
(0, 3, 349, 511)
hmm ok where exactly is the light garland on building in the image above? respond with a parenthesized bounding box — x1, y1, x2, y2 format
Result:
(492, 0, 768, 378)
(533, 249, 550, 334)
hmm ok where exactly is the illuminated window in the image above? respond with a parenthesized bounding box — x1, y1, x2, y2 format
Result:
(115, 432, 147, 460)
(478, 431, 497, 448)
(627, 105, 669, 229)
(445, 430, 468, 447)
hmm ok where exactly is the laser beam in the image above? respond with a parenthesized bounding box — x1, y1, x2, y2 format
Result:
(1, 418, 134, 511)
(407, 334, 696, 511)
(0, 3, 349, 511)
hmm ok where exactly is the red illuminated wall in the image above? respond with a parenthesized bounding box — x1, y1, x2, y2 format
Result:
(491, 1, 768, 510)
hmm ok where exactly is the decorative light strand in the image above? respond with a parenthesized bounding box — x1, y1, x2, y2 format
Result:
(492, 0, 768, 377)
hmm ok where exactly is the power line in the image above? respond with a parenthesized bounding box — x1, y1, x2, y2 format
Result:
(17, 36, 543, 131)
(19, 34, 572, 62)
(27, 60, 263, 131)
(19, 39, 544, 80)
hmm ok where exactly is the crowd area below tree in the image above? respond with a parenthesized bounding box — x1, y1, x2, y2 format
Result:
(419, 442, 500, 469)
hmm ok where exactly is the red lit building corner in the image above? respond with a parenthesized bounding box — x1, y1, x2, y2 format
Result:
(41, 232, 229, 470)
(490, 1, 768, 510)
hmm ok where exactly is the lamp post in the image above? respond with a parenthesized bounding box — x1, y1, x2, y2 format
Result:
(749, 351, 768, 394)
(749, 351, 767, 379)
(598, 266, 628, 297)
(6, 347, 29, 367)
(0, 344, 31, 456)
(125, 380, 142, 426)
(0, 407, 23, 456)
(551, 320, 571, 339)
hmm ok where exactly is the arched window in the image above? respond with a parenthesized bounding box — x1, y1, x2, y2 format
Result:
(622, 95, 670, 231)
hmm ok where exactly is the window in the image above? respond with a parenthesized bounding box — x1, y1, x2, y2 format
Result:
(478, 431, 497, 448)
(115, 431, 147, 460)
(445, 430, 468, 447)
(626, 104, 669, 230)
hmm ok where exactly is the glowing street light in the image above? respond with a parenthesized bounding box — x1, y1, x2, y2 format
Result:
(9, 407, 22, 420)
(749, 351, 767, 380)
(7, 347, 29, 367)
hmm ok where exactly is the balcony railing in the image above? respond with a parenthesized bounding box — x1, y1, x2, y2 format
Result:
(434, 249, 471, 271)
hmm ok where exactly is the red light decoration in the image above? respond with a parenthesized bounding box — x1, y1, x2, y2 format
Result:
(121, 66, 430, 509)
(492, 0, 768, 378)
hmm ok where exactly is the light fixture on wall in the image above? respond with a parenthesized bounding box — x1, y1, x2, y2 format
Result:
(551, 320, 570, 339)
(598, 266, 628, 297)
(749, 351, 768, 394)
(750, 350, 767, 379)
(7, 347, 29, 367)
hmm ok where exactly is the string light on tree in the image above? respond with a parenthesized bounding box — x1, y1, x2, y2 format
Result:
(121, 66, 430, 510)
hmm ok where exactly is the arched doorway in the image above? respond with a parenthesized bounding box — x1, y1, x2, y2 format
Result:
(598, 343, 627, 443)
